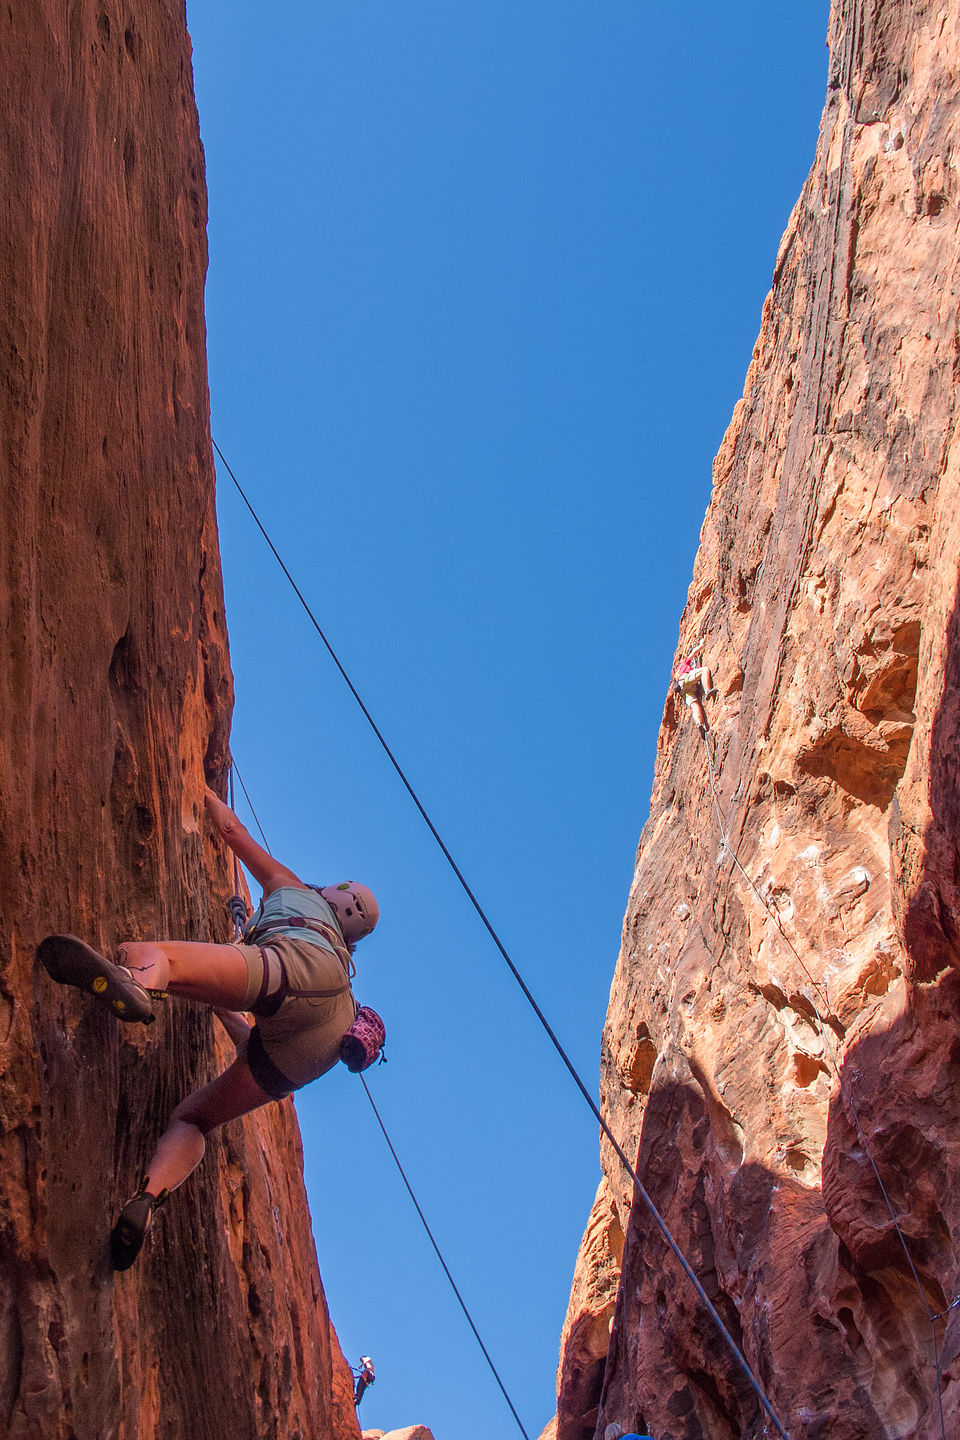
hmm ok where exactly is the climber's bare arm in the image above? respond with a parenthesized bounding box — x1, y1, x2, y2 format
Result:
(204, 786, 306, 895)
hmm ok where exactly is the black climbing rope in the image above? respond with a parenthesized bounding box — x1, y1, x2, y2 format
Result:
(213, 444, 793, 1440)
(699, 727, 948, 1440)
(360, 1074, 532, 1440)
(231, 757, 271, 852)
(224, 758, 533, 1438)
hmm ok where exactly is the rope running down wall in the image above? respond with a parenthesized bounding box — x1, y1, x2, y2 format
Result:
(215, 441, 793, 1440)
(227, 758, 532, 1439)
(700, 727, 947, 1440)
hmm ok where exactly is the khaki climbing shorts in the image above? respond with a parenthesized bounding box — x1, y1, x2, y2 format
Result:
(235, 937, 357, 1097)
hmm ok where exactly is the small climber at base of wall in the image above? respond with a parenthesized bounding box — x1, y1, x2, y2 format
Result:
(674, 640, 718, 734)
(36, 784, 381, 1271)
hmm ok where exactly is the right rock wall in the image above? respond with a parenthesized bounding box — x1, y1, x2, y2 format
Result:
(555, 2, 960, 1437)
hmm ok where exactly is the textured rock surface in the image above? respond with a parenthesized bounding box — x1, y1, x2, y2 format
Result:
(362, 1429, 437, 1440)
(550, 1184, 624, 1440)
(391, 1428, 436, 1440)
(553, 2, 960, 1438)
(0, 4, 357, 1438)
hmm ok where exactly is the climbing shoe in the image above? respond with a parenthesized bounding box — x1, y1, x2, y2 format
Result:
(110, 1183, 169, 1271)
(36, 935, 155, 1024)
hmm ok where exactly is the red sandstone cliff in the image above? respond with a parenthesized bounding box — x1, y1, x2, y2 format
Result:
(0, 5, 358, 1437)
(551, 2, 960, 1438)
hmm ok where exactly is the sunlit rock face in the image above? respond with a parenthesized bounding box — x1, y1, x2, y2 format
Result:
(362, 1429, 437, 1440)
(0, 5, 357, 1437)
(551, 2, 960, 1437)
(549, 1184, 624, 1440)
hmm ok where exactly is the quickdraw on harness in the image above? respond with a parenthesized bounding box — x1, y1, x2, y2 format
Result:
(226, 765, 249, 942)
(227, 892, 248, 941)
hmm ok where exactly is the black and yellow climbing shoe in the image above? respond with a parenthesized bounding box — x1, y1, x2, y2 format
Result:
(36, 934, 155, 1024)
(110, 1184, 169, 1271)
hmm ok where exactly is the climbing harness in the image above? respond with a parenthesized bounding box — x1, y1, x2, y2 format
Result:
(214, 444, 793, 1440)
(247, 911, 354, 974)
(247, 921, 386, 1068)
(698, 727, 948, 1440)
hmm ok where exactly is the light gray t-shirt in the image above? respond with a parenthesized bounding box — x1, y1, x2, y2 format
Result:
(244, 885, 341, 954)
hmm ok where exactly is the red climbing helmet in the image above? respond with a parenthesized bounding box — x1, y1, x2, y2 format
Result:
(319, 882, 380, 943)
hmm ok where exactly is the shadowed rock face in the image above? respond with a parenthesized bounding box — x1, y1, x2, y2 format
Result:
(551, 2, 960, 1438)
(0, 5, 358, 1438)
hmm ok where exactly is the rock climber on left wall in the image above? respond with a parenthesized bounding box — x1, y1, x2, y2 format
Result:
(37, 783, 381, 1270)
(353, 1355, 376, 1406)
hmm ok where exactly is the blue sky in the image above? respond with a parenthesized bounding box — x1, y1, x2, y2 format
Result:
(184, 3, 830, 1436)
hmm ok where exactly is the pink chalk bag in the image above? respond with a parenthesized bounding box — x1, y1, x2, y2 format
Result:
(340, 1004, 386, 1072)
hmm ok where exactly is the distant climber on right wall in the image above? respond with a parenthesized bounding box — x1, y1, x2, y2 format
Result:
(674, 640, 718, 733)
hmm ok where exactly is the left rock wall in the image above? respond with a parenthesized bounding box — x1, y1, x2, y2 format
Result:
(0, 4, 359, 1437)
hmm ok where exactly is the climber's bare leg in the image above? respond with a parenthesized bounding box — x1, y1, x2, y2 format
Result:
(683, 691, 708, 731)
(143, 1054, 273, 1195)
(690, 697, 708, 731)
(116, 940, 249, 1007)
